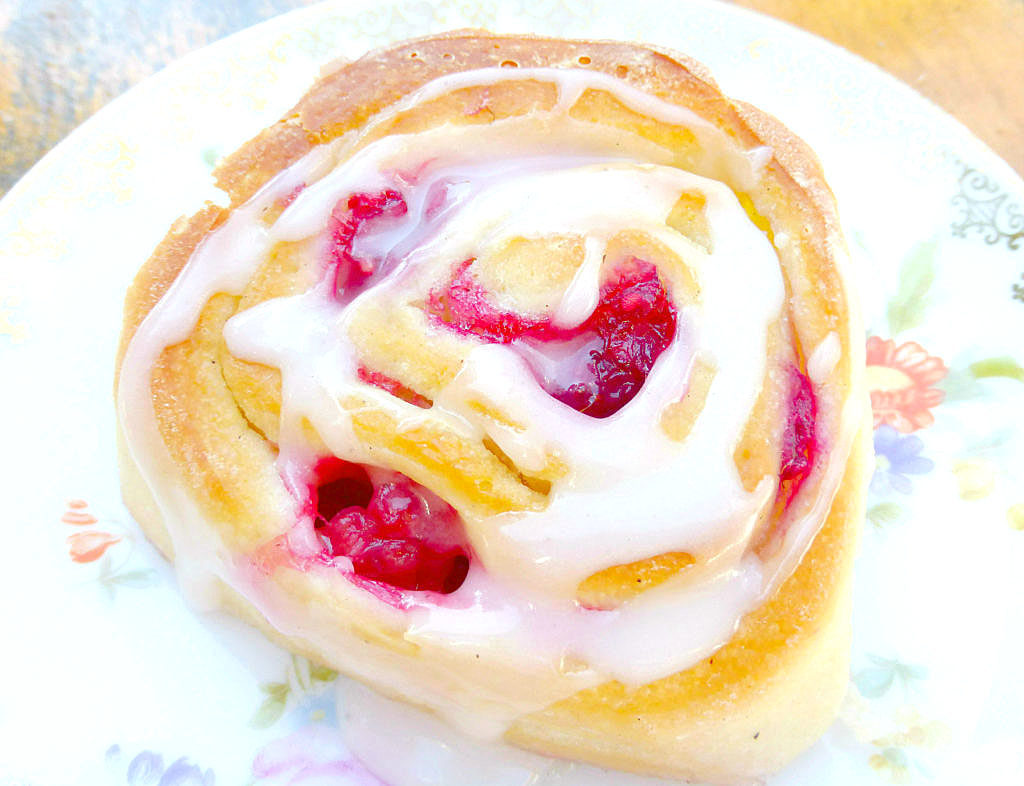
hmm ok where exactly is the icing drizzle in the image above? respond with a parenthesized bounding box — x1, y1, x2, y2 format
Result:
(117, 65, 856, 735)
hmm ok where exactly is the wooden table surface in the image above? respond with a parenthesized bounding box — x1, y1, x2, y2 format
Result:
(1, 0, 1022, 199)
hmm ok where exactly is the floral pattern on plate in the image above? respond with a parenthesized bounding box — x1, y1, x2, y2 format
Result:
(105, 746, 216, 786)
(59, 499, 159, 596)
(0, 1, 1022, 785)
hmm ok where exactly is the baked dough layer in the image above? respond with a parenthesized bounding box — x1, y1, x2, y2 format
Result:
(117, 32, 869, 784)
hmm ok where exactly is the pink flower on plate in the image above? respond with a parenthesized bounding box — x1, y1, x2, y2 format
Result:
(252, 725, 386, 785)
(62, 499, 99, 525)
(67, 530, 122, 563)
(865, 337, 947, 432)
(59, 499, 157, 593)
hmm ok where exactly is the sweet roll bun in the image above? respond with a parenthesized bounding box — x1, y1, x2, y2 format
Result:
(116, 31, 870, 784)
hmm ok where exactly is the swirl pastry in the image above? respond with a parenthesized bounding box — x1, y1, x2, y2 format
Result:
(117, 32, 869, 784)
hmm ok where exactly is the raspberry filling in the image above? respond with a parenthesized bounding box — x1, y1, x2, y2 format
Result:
(428, 258, 677, 418)
(311, 458, 470, 594)
(328, 189, 408, 300)
(357, 366, 432, 409)
(778, 367, 819, 505)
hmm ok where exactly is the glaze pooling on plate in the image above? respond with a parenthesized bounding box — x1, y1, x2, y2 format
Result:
(1, 1, 1022, 785)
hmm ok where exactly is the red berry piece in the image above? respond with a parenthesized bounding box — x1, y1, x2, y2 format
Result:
(558, 260, 677, 418)
(426, 259, 552, 344)
(356, 366, 432, 409)
(427, 257, 677, 418)
(310, 459, 471, 595)
(327, 189, 407, 299)
(777, 368, 819, 507)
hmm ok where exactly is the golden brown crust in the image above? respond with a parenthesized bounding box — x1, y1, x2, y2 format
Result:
(116, 205, 223, 374)
(120, 30, 849, 382)
(117, 421, 869, 783)
(508, 425, 868, 782)
(213, 32, 726, 206)
(118, 30, 848, 372)
(117, 31, 868, 783)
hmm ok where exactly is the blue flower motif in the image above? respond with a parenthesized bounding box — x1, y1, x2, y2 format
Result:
(303, 689, 338, 726)
(127, 751, 163, 785)
(110, 747, 214, 786)
(871, 425, 934, 494)
(157, 758, 215, 786)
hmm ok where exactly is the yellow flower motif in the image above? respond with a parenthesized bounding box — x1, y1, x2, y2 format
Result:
(444, 0, 499, 26)
(312, 17, 349, 53)
(240, 63, 284, 113)
(58, 136, 141, 207)
(6, 216, 71, 260)
(89, 136, 136, 170)
(952, 458, 996, 500)
(269, 30, 317, 62)
(842, 684, 952, 781)
(840, 688, 888, 741)
(0, 296, 27, 343)
(747, 38, 769, 60)
(873, 709, 952, 750)
(355, 7, 393, 38)
(868, 751, 912, 784)
(1008, 503, 1024, 531)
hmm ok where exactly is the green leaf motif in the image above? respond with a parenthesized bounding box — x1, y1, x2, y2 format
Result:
(854, 666, 895, 698)
(97, 551, 113, 579)
(250, 694, 287, 729)
(250, 682, 290, 728)
(969, 356, 1024, 383)
(249, 660, 337, 730)
(291, 654, 312, 692)
(867, 502, 903, 528)
(309, 664, 339, 684)
(106, 569, 158, 588)
(96, 553, 117, 601)
(882, 747, 910, 768)
(262, 681, 290, 700)
(855, 655, 928, 699)
(886, 238, 938, 335)
(899, 662, 929, 681)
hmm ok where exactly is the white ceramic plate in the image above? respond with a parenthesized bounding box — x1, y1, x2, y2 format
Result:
(1, 1, 1022, 784)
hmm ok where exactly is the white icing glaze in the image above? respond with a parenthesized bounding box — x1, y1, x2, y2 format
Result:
(551, 236, 604, 329)
(432, 172, 782, 597)
(337, 677, 686, 786)
(224, 154, 777, 691)
(117, 65, 856, 737)
(808, 331, 841, 384)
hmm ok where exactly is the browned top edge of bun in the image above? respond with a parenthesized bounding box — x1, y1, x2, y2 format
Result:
(116, 31, 844, 376)
(116, 205, 222, 379)
(213, 30, 731, 205)
(116, 31, 818, 344)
